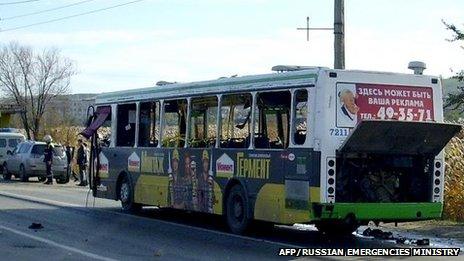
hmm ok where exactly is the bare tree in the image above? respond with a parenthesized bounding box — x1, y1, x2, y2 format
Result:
(0, 42, 75, 140)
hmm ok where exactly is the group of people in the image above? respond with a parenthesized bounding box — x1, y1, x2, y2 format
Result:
(43, 135, 89, 186)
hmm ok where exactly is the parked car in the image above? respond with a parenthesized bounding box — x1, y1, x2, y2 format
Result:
(0, 128, 21, 133)
(0, 132, 26, 172)
(2, 141, 69, 183)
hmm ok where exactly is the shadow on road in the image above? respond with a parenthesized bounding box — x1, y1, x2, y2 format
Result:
(137, 207, 397, 249)
(0, 179, 401, 250)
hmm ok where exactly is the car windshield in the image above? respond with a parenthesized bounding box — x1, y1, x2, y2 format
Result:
(8, 139, 20, 148)
(31, 144, 64, 157)
(31, 144, 45, 155)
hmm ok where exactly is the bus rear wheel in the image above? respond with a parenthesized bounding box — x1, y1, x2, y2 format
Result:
(226, 185, 251, 234)
(119, 174, 142, 213)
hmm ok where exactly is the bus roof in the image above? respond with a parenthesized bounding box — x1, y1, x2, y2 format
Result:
(95, 68, 322, 105)
(95, 67, 437, 105)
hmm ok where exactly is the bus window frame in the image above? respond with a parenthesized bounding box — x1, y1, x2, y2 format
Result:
(104, 85, 314, 149)
(187, 95, 219, 149)
(253, 89, 292, 151)
(185, 97, 191, 148)
(248, 92, 257, 149)
(215, 94, 222, 148)
(158, 99, 164, 148)
(290, 88, 310, 147)
(137, 100, 161, 148)
(109, 104, 117, 148)
(115, 102, 137, 148)
(135, 102, 140, 148)
(219, 92, 253, 150)
(161, 98, 188, 148)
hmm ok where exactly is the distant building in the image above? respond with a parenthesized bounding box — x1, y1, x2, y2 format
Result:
(0, 103, 23, 128)
(45, 94, 96, 125)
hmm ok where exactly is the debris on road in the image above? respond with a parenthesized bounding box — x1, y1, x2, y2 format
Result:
(28, 223, 43, 230)
(362, 227, 430, 246)
(362, 228, 393, 239)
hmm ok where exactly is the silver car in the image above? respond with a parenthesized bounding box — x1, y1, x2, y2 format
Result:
(2, 141, 69, 183)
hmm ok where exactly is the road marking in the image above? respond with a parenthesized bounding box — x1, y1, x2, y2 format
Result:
(0, 190, 82, 207)
(0, 190, 304, 249)
(0, 224, 117, 261)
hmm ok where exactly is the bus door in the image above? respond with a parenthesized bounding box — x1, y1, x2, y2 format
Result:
(282, 88, 316, 212)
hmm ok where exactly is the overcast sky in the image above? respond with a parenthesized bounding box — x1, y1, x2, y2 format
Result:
(0, 0, 463, 94)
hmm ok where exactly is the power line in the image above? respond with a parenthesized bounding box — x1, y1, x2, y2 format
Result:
(0, 0, 39, 5)
(1, 0, 96, 21)
(0, 0, 145, 32)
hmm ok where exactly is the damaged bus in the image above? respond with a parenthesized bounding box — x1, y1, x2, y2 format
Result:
(82, 66, 462, 235)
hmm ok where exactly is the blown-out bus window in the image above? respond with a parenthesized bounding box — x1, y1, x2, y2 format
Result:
(162, 99, 187, 147)
(220, 93, 252, 148)
(254, 91, 291, 149)
(139, 101, 160, 147)
(98, 106, 112, 147)
(189, 97, 218, 148)
(116, 103, 136, 147)
(293, 89, 308, 145)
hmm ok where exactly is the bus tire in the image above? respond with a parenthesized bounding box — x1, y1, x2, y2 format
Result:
(19, 165, 28, 182)
(119, 174, 142, 213)
(315, 221, 359, 236)
(226, 185, 251, 234)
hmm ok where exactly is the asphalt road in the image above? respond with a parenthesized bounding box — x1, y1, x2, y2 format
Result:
(0, 178, 460, 260)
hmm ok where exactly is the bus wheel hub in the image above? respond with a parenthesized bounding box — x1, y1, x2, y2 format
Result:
(233, 199, 243, 219)
(121, 183, 129, 202)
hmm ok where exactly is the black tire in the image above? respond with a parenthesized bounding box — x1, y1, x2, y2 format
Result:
(56, 175, 69, 184)
(2, 163, 11, 180)
(38, 177, 46, 182)
(226, 185, 251, 234)
(19, 165, 28, 182)
(56, 170, 70, 184)
(315, 221, 359, 236)
(119, 174, 142, 213)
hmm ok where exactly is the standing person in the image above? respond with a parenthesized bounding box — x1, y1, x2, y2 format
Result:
(65, 143, 78, 182)
(43, 135, 54, 185)
(76, 139, 88, 186)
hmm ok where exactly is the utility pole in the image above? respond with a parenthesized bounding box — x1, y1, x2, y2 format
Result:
(297, 0, 345, 69)
(334, 0, 345, 69)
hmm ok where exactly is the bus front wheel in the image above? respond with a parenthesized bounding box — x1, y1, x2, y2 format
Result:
(119, 174, 142, 213)
(226, 185, 251, 234)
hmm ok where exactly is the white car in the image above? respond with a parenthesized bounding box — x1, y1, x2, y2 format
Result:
(2, 141, 69, 183)
(0, 132, 25, 170)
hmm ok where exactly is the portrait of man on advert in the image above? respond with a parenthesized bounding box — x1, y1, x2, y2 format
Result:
(337, 83, 359, 128)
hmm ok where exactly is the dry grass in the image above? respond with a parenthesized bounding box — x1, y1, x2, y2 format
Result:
(443, 127, 464, 222)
